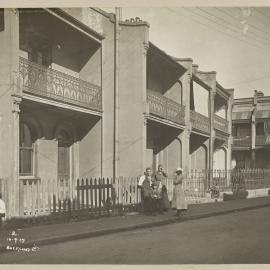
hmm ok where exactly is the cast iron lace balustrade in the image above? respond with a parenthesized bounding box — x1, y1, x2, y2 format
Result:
(19, 57, 102, 111)
(233, 136, 251, 147)
(256, 135, 270, 146)
(214, 114, 229, 134)
(147, 89, 185, 125)
(190, 110, 210, 134)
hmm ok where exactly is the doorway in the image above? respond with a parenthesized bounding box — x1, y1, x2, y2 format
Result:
(57, 129, 72, 199)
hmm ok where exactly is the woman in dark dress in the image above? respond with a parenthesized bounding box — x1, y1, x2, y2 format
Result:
(153, 165, 170, 212)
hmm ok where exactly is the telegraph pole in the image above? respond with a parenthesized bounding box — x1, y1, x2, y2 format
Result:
(113, 7, 121, 181)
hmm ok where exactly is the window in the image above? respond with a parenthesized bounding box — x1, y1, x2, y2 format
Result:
(256, 123, 265, 136)
(28, 47, 51, 67)
(27, 34, 51, 67)
(19, 123, 36, 176)
(235, 154, 245, 168)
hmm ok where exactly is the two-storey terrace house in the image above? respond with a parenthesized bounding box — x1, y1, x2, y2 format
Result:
(0, 7, 234, 218)
(232, 90, 270, 168)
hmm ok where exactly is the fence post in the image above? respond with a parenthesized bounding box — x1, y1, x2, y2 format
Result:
(94, 178, 97, 214)
(68, 198, 71, 218)
(31, 180, 36, 216)
(48, 179, 51, 214)
(77, 179, 80, 210)
(102, 178, 106, 214)
(98, 178, 102, 216)
(135, 177, 138, 205)
(86, 178, 89, 210)
(63, 196, 66, 213)
(53, 194, 56, 213)
(81, 179, 85, 210)
(36, 179, 40, 215)
(19, 179, 24, 216)
(106, 178, 110, 216)
(41, 178, 45, 214)
(72, 198, 76, 213)
(90, 178, 93, 213)
(112, 177, 117, 214)
(116, 176, 120, 206)
(123, 177, 127, 206)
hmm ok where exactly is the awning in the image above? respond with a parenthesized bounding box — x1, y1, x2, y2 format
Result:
(232, 111, 252, 121)
(255, 110, 270, 119)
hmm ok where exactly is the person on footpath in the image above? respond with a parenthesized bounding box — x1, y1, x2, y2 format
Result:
(0, 193, 6, 232)
(153, 165, 170, 212)
(138, 171, 147, 212)
(140, 167, 155, 215)
(151, 178, 163, 214)
(171, 167, 188, 217)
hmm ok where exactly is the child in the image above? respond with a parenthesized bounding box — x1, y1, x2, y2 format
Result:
(0, 193, 6, 230)
(151, 180, 163, 214)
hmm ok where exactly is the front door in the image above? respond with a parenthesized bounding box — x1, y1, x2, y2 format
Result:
(58, 143, 70, 180)
(57, 130, 72, 199)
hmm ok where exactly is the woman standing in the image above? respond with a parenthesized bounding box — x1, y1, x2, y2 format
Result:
(171, 167, 188, 217)
(141, 168, 155, 215)
(153, 165, 170, 212)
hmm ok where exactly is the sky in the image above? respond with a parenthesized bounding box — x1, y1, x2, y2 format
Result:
(103, 7, 270, 99)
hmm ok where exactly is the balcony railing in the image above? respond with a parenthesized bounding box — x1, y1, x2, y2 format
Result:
(214, 114, 229, 134)
(190, 110, 210, 134)
(256, 135, 270, 146)
(19, 57, 102, 112)
(147, 90, 185, 125)
(233, 136, 251, 147)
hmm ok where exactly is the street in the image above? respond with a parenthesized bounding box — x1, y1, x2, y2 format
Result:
(1, 207, 270, 264)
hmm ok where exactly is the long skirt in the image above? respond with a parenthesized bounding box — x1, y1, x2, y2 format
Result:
(171, 185, 187, 210)
(161, 186, 170, 210)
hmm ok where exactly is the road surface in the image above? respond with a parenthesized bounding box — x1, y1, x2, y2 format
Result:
(1, 207, 270, 264)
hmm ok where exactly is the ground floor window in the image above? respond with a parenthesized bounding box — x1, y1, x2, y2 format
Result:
(19, 122, 35, 176)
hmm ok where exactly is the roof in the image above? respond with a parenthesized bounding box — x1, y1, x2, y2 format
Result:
(148, 42, 187, 72)
(90, 7, 111, 18)
(216, 81, 233, 98)
(47, 8, 105, 41)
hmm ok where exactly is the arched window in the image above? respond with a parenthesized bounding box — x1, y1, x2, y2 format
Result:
(19, 122, 36, 176)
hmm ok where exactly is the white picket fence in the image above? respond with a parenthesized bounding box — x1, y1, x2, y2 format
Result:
(1, 169, 270, 217)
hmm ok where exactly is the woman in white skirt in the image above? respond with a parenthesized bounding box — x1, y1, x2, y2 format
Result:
(171, 167, 188, 217)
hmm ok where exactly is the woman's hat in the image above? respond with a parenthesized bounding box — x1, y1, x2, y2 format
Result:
(175, 167, 183, 172)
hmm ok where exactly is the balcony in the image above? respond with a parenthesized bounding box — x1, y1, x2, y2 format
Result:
(256, 135, 270, 146)
(190, 110, 210, 134)
(19, 57, 102, 112)
(233, 136, 251, 147)
(147, 89, 185, 125)
(214, 114, 229, 134)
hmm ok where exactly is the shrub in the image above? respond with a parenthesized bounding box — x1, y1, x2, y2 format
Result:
(223, 169, 248, 201)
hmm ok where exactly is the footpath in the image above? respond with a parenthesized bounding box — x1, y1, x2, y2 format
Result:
(0, 196, 270, 253)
